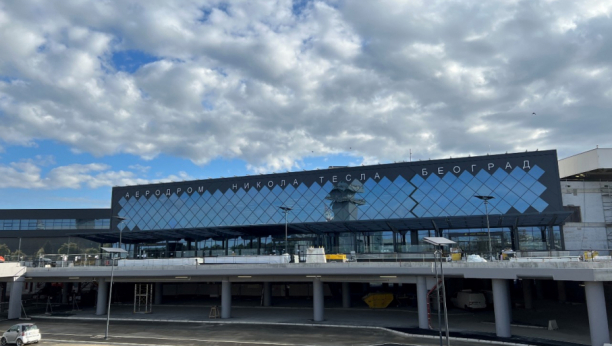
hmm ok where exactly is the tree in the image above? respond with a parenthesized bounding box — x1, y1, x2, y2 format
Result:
(58, 242, 80, 255)
(83, 247, 99, 255)
(12, 249, 26, 261)
(0, 244, 10, 257)
(35, 247, 46, 258)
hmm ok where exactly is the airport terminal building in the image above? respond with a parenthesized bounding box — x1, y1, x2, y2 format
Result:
(0, 150, 569, 258)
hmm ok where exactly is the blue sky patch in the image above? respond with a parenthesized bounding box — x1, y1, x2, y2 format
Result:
(111, 50, 159, 73)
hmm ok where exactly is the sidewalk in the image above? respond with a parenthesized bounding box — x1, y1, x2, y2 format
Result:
(29, 300, 596, 346)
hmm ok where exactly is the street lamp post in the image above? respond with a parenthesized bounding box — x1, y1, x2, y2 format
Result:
(423, 237, 455, 346)
(474, 195, 494, 261)
(279, 206, 293, 254)
(112, 216, 127, 253)
(101, 247, 127, 340)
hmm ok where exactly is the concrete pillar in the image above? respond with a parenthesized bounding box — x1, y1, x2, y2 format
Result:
(8, 277, 24, 319)
(221, 280, 231, 319)
(313, 278, 324, 321)
(263, 282, 272, 307)
(584, 281, 610, 346)
(95, 278, 108, 315)
(557, 281, 567, 302)
(154, 282, 163, 305)
(342, 282, 351, 308)
(522, 279, 533, 309)
(535, 280, 544, 300)
(492, 279, 511, 338)
(416, 276, 429, 329)
(62, 282, 70, 304)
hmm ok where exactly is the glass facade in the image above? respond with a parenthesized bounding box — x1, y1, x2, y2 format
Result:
(116, 165, 550, 232)
(1, 219, 110, 231)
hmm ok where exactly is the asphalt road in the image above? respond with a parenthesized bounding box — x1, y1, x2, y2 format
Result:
(0, 318, 485, 346)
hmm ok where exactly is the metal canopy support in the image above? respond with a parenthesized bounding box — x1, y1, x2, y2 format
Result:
(134, 283, 153, 314)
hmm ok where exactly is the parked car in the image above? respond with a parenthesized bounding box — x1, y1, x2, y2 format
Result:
(1, 323, 41, 345)
(452, 290, 487, 310)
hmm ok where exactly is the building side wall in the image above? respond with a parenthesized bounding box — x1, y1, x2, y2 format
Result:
(561, 181, 611, 252)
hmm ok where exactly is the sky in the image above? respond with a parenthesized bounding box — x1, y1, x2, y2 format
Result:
(0, 0, 611, 209)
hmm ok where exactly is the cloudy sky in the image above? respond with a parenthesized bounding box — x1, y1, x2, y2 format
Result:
(0, 0, 611, 209)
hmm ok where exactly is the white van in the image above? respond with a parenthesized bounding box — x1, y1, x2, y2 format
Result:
(453, 290, 486, 310)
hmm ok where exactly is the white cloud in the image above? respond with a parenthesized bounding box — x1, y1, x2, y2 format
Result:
(0, 0, 611, 177)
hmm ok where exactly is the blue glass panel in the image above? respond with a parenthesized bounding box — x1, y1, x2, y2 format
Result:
(371, 184, 385, 197)
(531, 198, 549, 212)
(378, 177, 392, 189)
(444, 204, 460, 216)
(510, 167, 526, 180)
(475, 169, 490, 182)
(450, 178, 466, 192)
(530, 181, 546, 196)
(246, 213, 258, 224)
(426, 173, 441, 185)
(419, 181, 434, 194)
(212, 189, 223, 199)
(511, 183, 528, 197)
(467, 178, 482, 191)
(265, 191, 277, 203)
(371, 199, 385, 212)
(411, 189, 426, 202)
(202, 215, 212, 227)
(420, 196, 435, 209)
(493, 200, 511, 214)
(410, 174, 425, 187)
(459, 185, 476, 199)
(394, 175, 407, 188)
(212, 215, 223, 226)
(475, 186, 492, 196)
(297, 183, 308, 193)
(513, 199, 529, 213)
(433, 180, 449, 193)
(459, 170, 473, 183)
(403, 198, 416, 210)
(442, 186, 459, 200)
(322, 181, 334, 191)
(394, 190, 409, 203)
(428, 188, 442, 201)
(212, 203, 223, 213)
(412, 205, 426, 217)
(253, 190, 267, 203)
(284, 184, 296, 194)
(436, 195, 451, 209)
(528, 165, 544, 179)
(504, 191, 520, 205)
(428, 205, 444, 216)
(169, 193, 179, 203)
(501, 176, 518, 189)
(218, 194, 229, 206)
(492, 168, 508, 181)
(184, 197, 195, 208)
(386, 198, 401, 210)
(452, 195, 468, 208)
(484, 176, 500, 190)
(309, 181, 322, 193)
(521, 190, 538, 205)
(520, 173, 536, 188)
(378, 206, 394, 219)
(183, 210, 195, 221)
(442, 172, 457, 185)
(247, 186, 258, 197)
(277, 190, 290, 204)
(271, 185, 282, 196)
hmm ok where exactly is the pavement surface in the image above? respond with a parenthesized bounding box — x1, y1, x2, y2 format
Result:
(0, 319, 500, 346)
(16, 298, 605, 346)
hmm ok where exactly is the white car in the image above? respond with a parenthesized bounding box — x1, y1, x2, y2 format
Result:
(1, 323, 41, 346)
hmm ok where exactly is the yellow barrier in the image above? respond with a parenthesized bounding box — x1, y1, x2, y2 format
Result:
(363, 292, 394, 309)
(325, 254, 347, 262)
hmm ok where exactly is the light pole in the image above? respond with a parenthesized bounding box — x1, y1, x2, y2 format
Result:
(423, 237, 455, 346)
(279, 206, 292, 254)
(113, 216, 127, 258)
(101, 247, 127, 340)
(474, 195, 494, 261)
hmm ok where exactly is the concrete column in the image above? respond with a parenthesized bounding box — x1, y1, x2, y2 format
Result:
(492, 279, 511, 338)
(95, 278, 108, 315)
(416, 276, 429, 329)
(557, 281, 567, 302)
(313, 278, 324, 322)
(221, 280, 231, 319)
(535, 280, 544, 300)
(8, 277, 24, 319)
(62, 282, 70, 304)
(584, 281, 610, 346)
(263, 282, 272, 307)
(342, 282, 351, 308)
(154, 283, 163, 305)
(522, 279, 533, 309)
